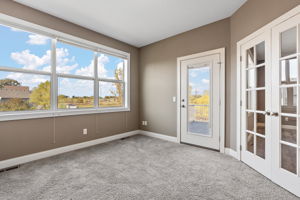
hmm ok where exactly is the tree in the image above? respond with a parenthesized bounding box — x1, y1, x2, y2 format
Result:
(0, 98, 30, 111)
(29, 81, 51, 109)
(0, 79, 20, 88)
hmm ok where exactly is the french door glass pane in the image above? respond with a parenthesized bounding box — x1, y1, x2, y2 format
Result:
(281, 27, 297, 58)
(187, 66, 210, 135)
(247, 112, 254, 131)
(280, 87, 297, 114)
(247, 91, 255, 110)
(256, 113, 265, 135)
(281, 144, 297, 174)
(256, 42, 265, 65)
(281, 57, 297, 85)
(256, 136, 265, 159)
(257, 66, 265, 88)
(247, 69, 256, 89)
(247, 133, 254, 153)
(281, 116, 297, 144)
(247, 47, 255, 67)
(257, 90, 265, 111)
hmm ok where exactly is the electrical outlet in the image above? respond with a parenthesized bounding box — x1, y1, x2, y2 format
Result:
(83, 128, 88, 135)
(144, 121, 148, 126)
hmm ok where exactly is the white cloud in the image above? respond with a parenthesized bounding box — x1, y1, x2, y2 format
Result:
(6, 73, 49, 90)
(202, 79, 209, 84)
(190, 72, 198, 78)
(27, 34, 49, 45)
(10, 49, 51, 70)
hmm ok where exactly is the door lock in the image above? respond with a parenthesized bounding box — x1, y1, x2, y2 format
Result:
(182, 105, 186, 108)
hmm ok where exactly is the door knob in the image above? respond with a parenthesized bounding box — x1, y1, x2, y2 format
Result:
(182, 105, 185, 108)
(264, 110, 271, 116)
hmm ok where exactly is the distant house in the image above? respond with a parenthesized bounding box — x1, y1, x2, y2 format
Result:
(0, 86, 30, 101)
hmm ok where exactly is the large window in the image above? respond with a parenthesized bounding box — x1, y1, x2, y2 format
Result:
(0, 22, 129, 118)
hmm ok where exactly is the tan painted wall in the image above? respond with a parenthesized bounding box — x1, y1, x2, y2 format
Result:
(0, 0, 139, 161)
(139, 0, 300, 149)
(139, 19, 231, 139)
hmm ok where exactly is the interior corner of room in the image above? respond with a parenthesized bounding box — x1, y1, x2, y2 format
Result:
(1, 0, 300, 199)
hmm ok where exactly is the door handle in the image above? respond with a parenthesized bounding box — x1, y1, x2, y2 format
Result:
(271, 112, 279, 117)
(264, 110, 271, 116)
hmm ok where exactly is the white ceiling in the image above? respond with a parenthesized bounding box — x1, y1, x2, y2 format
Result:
(15, 0, 247, 47)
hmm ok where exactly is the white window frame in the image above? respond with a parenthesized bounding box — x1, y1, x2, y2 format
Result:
(0, 14, 130, 121)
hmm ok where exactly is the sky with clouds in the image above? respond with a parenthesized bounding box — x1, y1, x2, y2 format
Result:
(189, 67, 210, 96)
(0, 24, 125, 97)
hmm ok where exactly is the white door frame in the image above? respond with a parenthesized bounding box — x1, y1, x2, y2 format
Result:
(177, 48, 225, 153)
(236, 5, 300, 161)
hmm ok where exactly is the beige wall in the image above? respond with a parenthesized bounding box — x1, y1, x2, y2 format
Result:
(139, 0, 300, 149)
(0, 0, 139, 161)
(139, 19, 231, 139)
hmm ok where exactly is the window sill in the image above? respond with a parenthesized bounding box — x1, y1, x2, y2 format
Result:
(0, 107, 130, 122)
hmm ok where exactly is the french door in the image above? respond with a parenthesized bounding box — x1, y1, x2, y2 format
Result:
(241, 31, 272, 178)
(241, 12, 300, 197)
(271, 13, 300, 197)
(180, 51, 223, 150)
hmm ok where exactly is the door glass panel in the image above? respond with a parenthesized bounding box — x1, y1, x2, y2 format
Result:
(256, 136, 265, 159)
(281, 144, 297, 174)
(280, 87, 297, 114)
(247, 69, 256, 89)
(257, 66, 265, 88)
(188, 66, 210, 136)
(256, 42, 265, 65)
(281, 57, 297, 85)
(257, 90, 265, 111)
(256, 113, 265, 135)
(247, 91, 255, 110)
(281, 116, 297, 144)
(281, 27, 297, 58)
(247, 133, 254, 153)
(247, 112, 254, 131)
(247, 47, 255, 67)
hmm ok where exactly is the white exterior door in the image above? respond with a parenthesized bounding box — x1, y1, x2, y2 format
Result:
(240, 31, 272, 178)
(180, 52, 223, 150)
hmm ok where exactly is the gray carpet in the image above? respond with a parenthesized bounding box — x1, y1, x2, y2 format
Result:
(0, 135, 298, 200)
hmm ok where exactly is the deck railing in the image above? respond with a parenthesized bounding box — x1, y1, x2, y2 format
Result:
(188, 105, 209, 122)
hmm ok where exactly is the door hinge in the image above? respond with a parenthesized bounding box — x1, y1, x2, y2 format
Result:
(240, 101, 242, 107)
(240, 56, 242, 62)
(240, 145, 242, 151)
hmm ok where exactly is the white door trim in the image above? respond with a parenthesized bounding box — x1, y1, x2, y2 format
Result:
(236, 5, 300, 160)
(177, 48, 225, 153)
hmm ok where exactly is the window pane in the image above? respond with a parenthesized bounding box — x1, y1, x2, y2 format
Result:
(256, 136, 265, 159)
(246, 47, 254, 68)
(247, 133, 254, 153)
(256, 113, 265, 135)
(281, 144, 297, 174)
(281, 116, 297, 144)
(281, 27, 297, 58)
(246, 91, 255, 110)
(257, 66, 265, 88)
(56, 42, 95, 76)
(281, 57, 297, 85)
(58, 78, 94, 109)
(256, 42, 265, 65)
(99, 82, 123, 107)
(247, 112, 254, 132)
(0, 71, 50, 111)
(257, 90, 265, 111)
(98, 54, 126, 80)
(0, 24, 51, 72)
(247, 69, 255, 89)
(281, 87, 297, 114)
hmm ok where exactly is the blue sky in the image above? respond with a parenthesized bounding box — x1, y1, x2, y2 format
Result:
(188, 67, 210, 96)
(0, 24, 125, 97)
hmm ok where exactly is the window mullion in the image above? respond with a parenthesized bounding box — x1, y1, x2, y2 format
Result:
(51, 38, 58, 111)
(94, 53, 99, 108)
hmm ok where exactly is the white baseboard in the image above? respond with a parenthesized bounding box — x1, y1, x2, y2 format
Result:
(225, 148, 239, 160)
(0, 130, 139, 170)
(139, 130, 179, 143)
